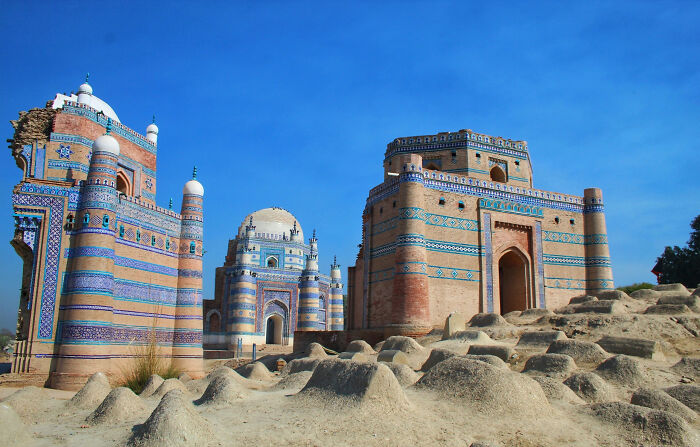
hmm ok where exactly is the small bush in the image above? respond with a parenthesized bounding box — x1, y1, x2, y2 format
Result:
(120, 329, 181, 394)
(617, 282, 654, 295)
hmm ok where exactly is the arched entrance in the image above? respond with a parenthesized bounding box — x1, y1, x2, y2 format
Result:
(116, 171, 131, 196)
(490, 166, 506, 183)
(498, 249, 529, 314)
(265, 314, 283, 344)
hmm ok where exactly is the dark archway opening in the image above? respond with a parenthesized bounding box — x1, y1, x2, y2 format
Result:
(490, 166, 506, 183)
(116, 173, 129, 196)
(498, 250, 528, 314)
(266, 257, 278, 268)
(265, 315, 283, 344)
(208, 313, 220, 332)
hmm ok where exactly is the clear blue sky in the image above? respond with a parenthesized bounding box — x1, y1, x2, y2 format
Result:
(1, 1, 698, 332)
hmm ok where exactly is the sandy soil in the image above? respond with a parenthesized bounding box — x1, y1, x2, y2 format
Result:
(1, 290, 699, 446)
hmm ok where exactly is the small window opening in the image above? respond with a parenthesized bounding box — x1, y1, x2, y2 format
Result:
(570, 219, 575, 225)
(166, 239, 170, 250)
(267, 257, 278, 268)
(554, 217, 560, 224)
(458, 201, 465, 209)
(439, 197, 446, 206)
(189, 241, 196, 254)
(151, 235, 156, 246)
(119, 225, 125, 237)
(475, 153, 481, 158)
(515, 160, 520, 166)
(392, 200, 396, 208)
(379, 207, 383, 215)
(451, 151, 457, 157)
(136, 229, 141, 242)
(102, 214, 109, 229)
(83, 212, 90, 225)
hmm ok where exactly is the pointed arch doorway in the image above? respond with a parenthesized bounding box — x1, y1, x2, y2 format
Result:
(498, 249, 529, 314)
(265, 314, 283, 344)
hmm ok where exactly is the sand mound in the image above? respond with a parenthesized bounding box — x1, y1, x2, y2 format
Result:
(468, 313, 510, 327)
(631, 388, 697, 422)
(531, 376, 584, 405)
(298, 359, 409, 410)
(185, 378, 209, 396)
(381, 336, 425, 355)
(546, 339, 608, 364)
(563, 372, 616, 403)
(596, 290, 630, 300)
(671, 357, 700, 380)
(385, 363, 420, 387)
(152, 378, 188, 398)
(377, 349, 409, 364)
(282, 358, 321, 375)
(69, 372, 111, 408)
(346, 339, 376, 354)
(523, 353, 577, 378)
(463, 354, 508, 369)
(421, 348, 457, 371)
(1, 386, 46, 420)
(516, 330, 567, 349)
(139, 375, 165, 397)
(194, 374, 248, 406)
(271, 371, 313, 391)
(129, 390, 216, 447)
(306, 342, 329, 358)
(467, 344, 517, 362)
(237, 362, 273, 380)
(0, 402, 30, 444)
(569, 295, 598, 304)
(86, 387, 148, 424)
(645, 304, 692, 314)
(446, 330, 493, 343)
(653, 283, 689, 294)
(177, 373, 192, 383)
(664, 384, 700, 412)
(207, 366, 247, 383)
(417, 357, 549, 415)
(595, 355, 649, 386)
(630, 289, 659, 300)
(587, 401, 697, 447)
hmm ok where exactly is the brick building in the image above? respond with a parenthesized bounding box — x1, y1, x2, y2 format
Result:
(204, 208, 344, 350)
(8, 78, 204, 389)
(347, 129, 613, 337)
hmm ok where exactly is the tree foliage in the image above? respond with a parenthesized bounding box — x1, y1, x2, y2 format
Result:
(656, 215, 700, 288)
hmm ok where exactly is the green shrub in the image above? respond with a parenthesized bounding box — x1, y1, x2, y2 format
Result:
(120, 329, 181, 394)
(617, 282, 654, 295)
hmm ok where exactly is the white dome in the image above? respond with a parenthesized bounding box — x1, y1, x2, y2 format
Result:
(238, 207, 303, 240)
(147, 122, 158, 134)
(78, 82, 93, 95)
(183, 179, 204, 196)
(93, 134, 120, 155)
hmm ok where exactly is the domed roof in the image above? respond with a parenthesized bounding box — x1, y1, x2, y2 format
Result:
(93, 133, 120, 155)
(183, 179, 204, 196)
(238, 207, 303, 240)
(78, 82, 93, 95)
(146, 122, 158, 133)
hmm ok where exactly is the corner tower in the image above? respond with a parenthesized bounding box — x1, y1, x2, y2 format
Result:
(329, 256, 344, 331)
(583, 188, 614, 293)
(298, 230, 320, 331)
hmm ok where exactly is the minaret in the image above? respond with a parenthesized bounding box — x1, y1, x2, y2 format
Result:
(298, 230, 320, 331)
(583, 188, 614, 293)
(389, 153, 431, 337)
(172, 167, 205, 377)
(329, 256, 344, 331)
(290, 220, 301, 243)
(228, 217, 257, 341)
(77, 73, 92, 105)
(51, 119, 120, 390)
(146, 115, 158, 145)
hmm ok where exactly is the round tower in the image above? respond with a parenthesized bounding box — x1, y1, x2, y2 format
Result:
(583, 188, 614, 293)
(228, 218, 258, 340)
(77, 73, 92, 105)
(172, 167, 205, 377)
(329, 256, 344, 331)
(298, 230, 320, 331)
(290, 221, 302, 243)
(146, 115, 158, 144)
(388, 153, 431, 337)
(51, 120, 120, 390)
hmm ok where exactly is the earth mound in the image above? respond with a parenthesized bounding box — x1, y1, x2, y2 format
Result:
(139, 375, 164, 397)
(653, 283, 689, 294)
(298, 358, 409, 409)
(381, 336, 425, 354)
(587, 401, 697, 447)
(237, 362, 273, 381)
(630, 388, 697, 422)
(0, 386, 46, 420)
(194, 374, 249, 406)
(152, 378, 188, 398)
(207, 366, 245, 382)
(271, 371, 313, 391)
(384, 363, 420, 387)
(671, 357, 700, 380)
(463, 354, 508, 369)
(546, 339, 609, 364)
(69, 372, 112, 408)
(664, 384, 700, 412)
(306, 342, 328, 358)
(177, 373, 192, 383)
(346, 339, 376, 354)
(0, 402, 30, 444)
(421, 348, 457, 371)
(128, 390, 216, 447)
(563, 372, 616, 403)
(185, 378, 209, 396)
(595, 355, 649, 386)
(282, 358, 321, 375)
(416, 357, 549, 415)
(531, 376, 584, 405)
(87, 387, 148, 424)
(468, 313, 510, 327)
(523, 353, 577, 378)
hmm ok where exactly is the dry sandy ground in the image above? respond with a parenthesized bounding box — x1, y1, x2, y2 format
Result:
(2, 287, 699, 446)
